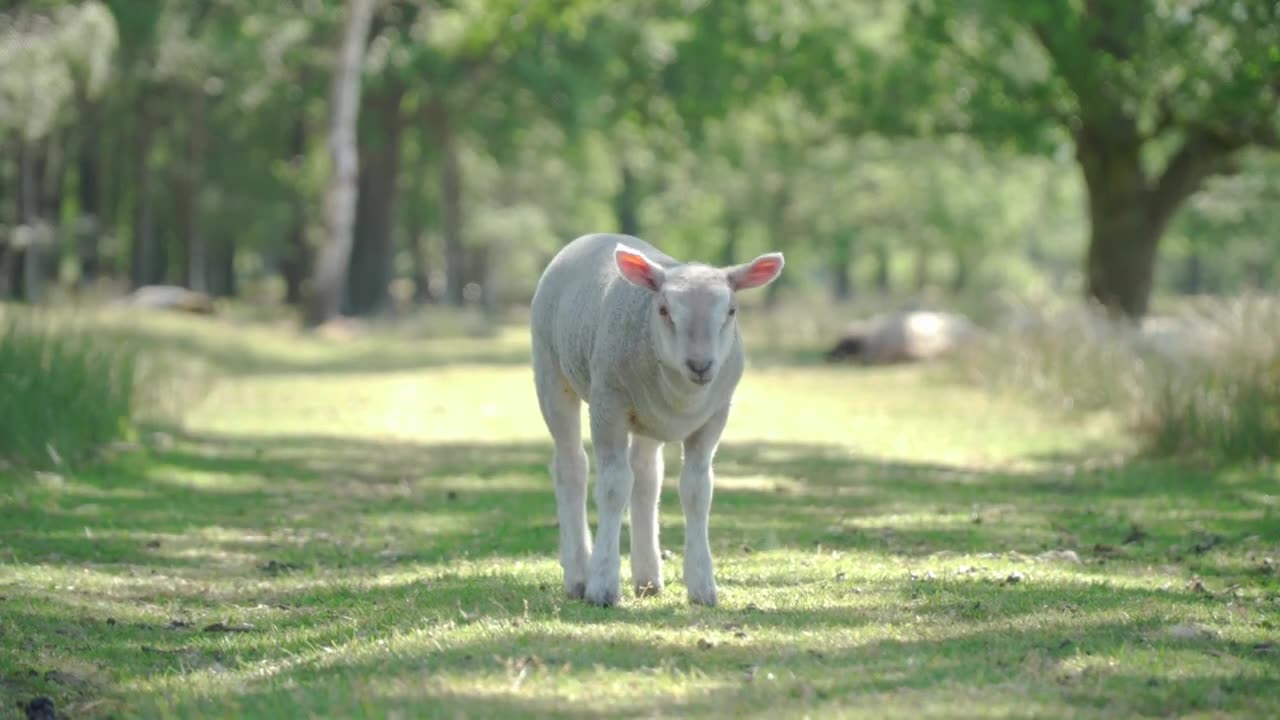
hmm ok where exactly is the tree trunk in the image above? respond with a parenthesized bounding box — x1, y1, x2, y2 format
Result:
(408, 222, 432, 303)
(101, 100, 126, 279)
(430, 99, 466, 307)
(614, 162, 640, 237)
(304, 0, 376, 327)
(1180, 246, 1202, 295)
(344, 82, 405, 316)
(951, 248, 970, 293)
(913, 246, 929, 292)
(281, 110, 309, 305)
(40, 132, 67, 291)
(1077, 130, 1230, 318)
(1084, 217, 1162, 318)
(0, 139, 9, 299)
(6, 141, 37, 301)
(182, 89, 209, 293)
(873, 243, 890, 294)
(763, 187, 790, 309)
(77, 100, 103, 287)
(129, 107, 160, 289)
(209, 234, 236, 297)
(1080, 141, 1160, 318)
(463, 243, 490, 306)
(832, 232, 853, 301)
(719, 212, 739, 266)
(6, 139, 53, 302)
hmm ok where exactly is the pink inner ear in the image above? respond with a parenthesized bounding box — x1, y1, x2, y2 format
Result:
(736, 256, 782, 289)
(617, 251, 658, 289)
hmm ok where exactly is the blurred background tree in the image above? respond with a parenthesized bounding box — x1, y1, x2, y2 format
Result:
(1, 0, 1277, 320)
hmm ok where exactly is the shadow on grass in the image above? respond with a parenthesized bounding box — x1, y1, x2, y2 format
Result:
(2, 431, 1278, 716)
(5, 571, 1273, 718)
(9, 431, 1278, 577)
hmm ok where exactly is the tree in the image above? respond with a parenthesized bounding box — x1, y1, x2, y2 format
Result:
(304, 0, 375, 327)
(0, 2, 117, 300)
(901, 0, 1280, 317)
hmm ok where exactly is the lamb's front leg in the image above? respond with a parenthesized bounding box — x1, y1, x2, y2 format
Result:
(584, 405, 633, 607)
(680, 406, 729, 607)
(630, 436, 665, 597)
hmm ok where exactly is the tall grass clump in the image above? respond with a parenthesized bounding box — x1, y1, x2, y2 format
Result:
(1141, 298, 1280, 461)
(0, 312, 143, 468)
(950, 296, 1280, 464)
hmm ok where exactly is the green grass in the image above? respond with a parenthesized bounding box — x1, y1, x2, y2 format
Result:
(0, 310, 142, 468)
(2, 310, 1278, 719)
(950, 297, 1280, 464)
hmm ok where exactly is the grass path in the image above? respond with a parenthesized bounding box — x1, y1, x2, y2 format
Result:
(2, 316, 1278, 718)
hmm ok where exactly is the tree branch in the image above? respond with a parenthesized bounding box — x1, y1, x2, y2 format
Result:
(1027, 7, 1140, 141)
(1148, 130, 1238, 225)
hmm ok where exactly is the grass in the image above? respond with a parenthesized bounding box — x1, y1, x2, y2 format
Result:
(2, 308, 1278, 719)
(950, 297, 1280, 464)
(1143, 298, 1280, 462)
(0, 310, 142, 468)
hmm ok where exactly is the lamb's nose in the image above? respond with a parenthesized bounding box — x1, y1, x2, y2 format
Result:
(686, 359, 713, 376)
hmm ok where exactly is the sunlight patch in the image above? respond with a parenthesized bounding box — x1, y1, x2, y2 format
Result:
(147, 465, 270, 493)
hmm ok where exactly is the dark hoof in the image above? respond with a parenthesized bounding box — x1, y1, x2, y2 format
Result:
(24, 697, 56, 720)
(584, 585, 620, 607)
(566, 581, 586, 600)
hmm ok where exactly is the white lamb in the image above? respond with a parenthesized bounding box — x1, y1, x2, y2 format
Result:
(530, 233, 784, 607)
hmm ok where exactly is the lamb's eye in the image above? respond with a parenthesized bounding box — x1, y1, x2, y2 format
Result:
(728, 307, 737, 317)
(658, 306, 669, 317)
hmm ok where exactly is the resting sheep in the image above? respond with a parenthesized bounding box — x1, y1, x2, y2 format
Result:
(117, 285, 216, 315)
(530, 233, 784, 607)
(826, 310, 978, 365)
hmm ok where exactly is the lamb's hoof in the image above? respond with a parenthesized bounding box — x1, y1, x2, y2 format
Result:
(584, 580, 620, 607)
(634, 581, 664, 598)
(565, 581, 586, 600)
(687, 585, 718, 607)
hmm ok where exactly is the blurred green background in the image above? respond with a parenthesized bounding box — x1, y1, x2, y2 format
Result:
(3, 0, 1278, 321)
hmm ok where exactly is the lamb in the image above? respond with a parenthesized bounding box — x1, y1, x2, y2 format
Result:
(530, 233, 784, 607)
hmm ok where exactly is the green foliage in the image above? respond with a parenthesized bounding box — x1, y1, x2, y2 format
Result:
(901, 0, 1280, 147)
(1163, 151, 1280, 292)
(0, 311, 138, 468)
(4, 0, 1280, 310)
(0, 2, 118, 140)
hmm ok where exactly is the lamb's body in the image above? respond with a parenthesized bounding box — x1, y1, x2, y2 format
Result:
(532, 234, 744, 443)
(530, 233, 781, 607)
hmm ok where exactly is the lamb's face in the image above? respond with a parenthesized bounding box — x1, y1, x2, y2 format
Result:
(654, 273, 737, 386)
(615, 244, 785, 387)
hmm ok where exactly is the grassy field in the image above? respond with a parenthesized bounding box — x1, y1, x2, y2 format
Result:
(2, 311, 1278, 719)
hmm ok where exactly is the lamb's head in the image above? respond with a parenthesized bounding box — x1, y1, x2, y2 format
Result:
(615, 243, 784, 386)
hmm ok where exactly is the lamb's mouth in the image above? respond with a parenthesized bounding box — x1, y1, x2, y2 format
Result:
(690, 374, 712, 386)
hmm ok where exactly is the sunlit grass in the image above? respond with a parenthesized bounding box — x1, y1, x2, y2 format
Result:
(1, 310, 1277, 718)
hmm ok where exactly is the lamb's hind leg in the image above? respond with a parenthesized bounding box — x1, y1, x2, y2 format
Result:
(533, 351, 591, 599)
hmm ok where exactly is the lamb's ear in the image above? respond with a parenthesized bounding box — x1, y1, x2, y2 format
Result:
(615, 244, 665, 291)
(727, 252, 784, 290)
